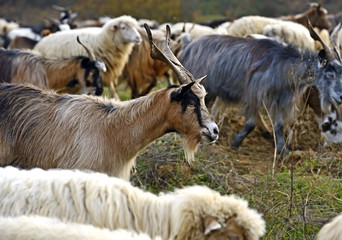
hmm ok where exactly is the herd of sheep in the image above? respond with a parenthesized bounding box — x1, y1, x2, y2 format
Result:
(0, 2, 342, 239)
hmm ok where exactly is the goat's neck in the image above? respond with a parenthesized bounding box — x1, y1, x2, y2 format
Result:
(106, 89, 172, 160)
(42, 58, 80, 89)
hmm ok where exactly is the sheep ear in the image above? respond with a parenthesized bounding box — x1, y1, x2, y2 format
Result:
(204, 217, 221, 235)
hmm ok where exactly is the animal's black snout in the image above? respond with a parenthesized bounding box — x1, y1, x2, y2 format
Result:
(213, 126, 219, 135)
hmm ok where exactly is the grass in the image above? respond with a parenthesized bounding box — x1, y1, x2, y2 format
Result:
(130, 134, 342, 239)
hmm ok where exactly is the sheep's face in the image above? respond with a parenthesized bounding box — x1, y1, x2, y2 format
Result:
(168, 82, 219, 164)
(316, 60, 342, 113)
(204, 216, 246, 240)
(113, 22, 142, 45)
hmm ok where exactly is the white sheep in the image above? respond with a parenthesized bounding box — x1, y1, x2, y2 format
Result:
(316, 214, 342, 240)
(0, 166, 266, 240)
(262, 21, 316, 50)
(34, 15, 142, 98)
(0, 215, 160, 240)
(226, 16, 279, 37)
(165, 22, 227, 40)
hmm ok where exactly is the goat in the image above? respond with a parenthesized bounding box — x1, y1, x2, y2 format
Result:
(7, 36, 38, 49)
(280, 2, 330, 30)
(316, 214, 342, 240)
(0, 37, 105, 95)
(34, 15, 142, 99)
(120, 27, 174, 98)
(0, 166, 266, 240)
(0, 25, 218, 180)
(0, 215, 159, 240)
(178, 19, 342, 154)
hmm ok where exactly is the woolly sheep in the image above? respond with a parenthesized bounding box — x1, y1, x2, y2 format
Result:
(316, 214, 342, 240)
(262, 21, 316, 50)
(34, 15, 142, 98)
(0, 215, 160, 240)
(0, 166, 266, 240)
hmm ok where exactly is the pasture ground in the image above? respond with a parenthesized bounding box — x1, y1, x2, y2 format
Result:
(115, 80, 342, 239)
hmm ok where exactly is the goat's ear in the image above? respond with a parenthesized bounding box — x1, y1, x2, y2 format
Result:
(204, 217, 222, 235)
(170, 82, 195, 102)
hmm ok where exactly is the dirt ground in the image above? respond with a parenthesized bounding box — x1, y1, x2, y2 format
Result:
(134, 103, 342, 188)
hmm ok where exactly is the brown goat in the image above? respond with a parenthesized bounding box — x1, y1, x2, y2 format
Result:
(121, 28, 172, 98)
(0, 37, 105, 95)
(0, 25, 218, 181)
(280, 3, 330, 30)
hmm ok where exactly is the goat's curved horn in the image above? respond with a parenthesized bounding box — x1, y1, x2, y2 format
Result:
(307, 16, 336, 62)
(144, 23, 196, 84)
(330, 23, 342, 62)
(76, 36, 96, 61)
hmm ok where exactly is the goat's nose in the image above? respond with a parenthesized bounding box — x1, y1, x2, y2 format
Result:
(209, 123, 219, 141)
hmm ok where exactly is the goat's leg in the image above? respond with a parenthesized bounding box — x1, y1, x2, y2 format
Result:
(231, 117, 256, 149)
(273, 117, 288, 155)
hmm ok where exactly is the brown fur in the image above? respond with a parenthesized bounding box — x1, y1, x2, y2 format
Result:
(280, 3, 330, 30)
(0, 48, 101, 94)
(121, 28, 170, 98)
(0, 82, 214, 180)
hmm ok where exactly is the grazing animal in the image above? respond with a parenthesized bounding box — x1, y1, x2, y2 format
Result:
(280, 2, 330, 30)
(0, 166, 266, 240)
(262, 21, 316, 50)
(120, 27, 175, 98)
(0, 25, 218, 180)
(0, 37, 105, 95)
(178, 19, 342, 153)
(34, 15, 142, 99)
(0, 215, 159, 240)
(316, 214, 342, 240)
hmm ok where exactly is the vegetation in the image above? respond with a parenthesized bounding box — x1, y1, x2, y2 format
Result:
(1, 0, 342, 25)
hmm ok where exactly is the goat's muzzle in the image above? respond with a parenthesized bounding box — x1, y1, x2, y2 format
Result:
(201, 121, 219, 143)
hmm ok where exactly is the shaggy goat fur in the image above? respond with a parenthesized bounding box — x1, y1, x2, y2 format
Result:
(34, 15, 142, 98)
(316, 214, 342, 240)
(178, 33, 342, 153)
(0, 167, 266, 240)
(0, 83, 218, 180)
(0, 215, 160, 240)
(0, 47, 104, 95)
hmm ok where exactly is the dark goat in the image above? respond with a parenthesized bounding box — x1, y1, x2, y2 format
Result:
(178, 20, 342, 153)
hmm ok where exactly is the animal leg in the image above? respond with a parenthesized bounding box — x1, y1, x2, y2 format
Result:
(231, 118, 256, 149)
(274, 119, 287, 154)
(109, 82, 121, 100)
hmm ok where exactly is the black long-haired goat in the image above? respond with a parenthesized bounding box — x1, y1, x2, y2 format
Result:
(178, 19, 342, 153)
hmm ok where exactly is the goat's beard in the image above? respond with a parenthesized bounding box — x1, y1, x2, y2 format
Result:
(182, 136, 200, 165)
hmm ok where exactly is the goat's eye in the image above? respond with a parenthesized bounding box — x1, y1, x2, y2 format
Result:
(121, 26, 126, 30)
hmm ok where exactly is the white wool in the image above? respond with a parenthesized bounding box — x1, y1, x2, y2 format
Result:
(0, 215, 160, 240)
(316, 214, 342, 240)
(0, 167, 265, 240)
(262, 21, 315, 50)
